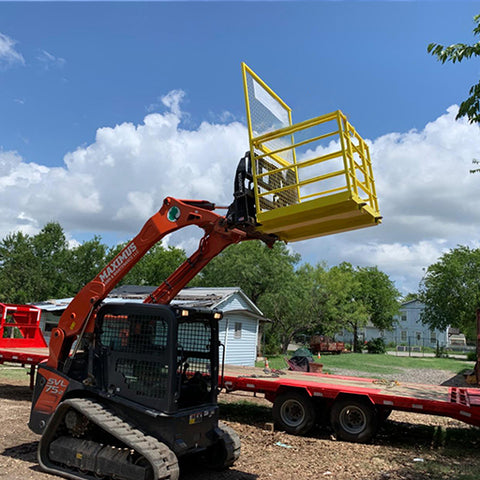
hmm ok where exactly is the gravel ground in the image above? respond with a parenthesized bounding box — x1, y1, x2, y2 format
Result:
(0, 367, 478, 480)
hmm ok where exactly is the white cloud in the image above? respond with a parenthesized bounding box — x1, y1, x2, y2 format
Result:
(0, 93, 248, 243)
(294, 106, 480, 293)
(0, 100, 479, 294)
(0, 33, 25, 68)
(36, 49, 66, 70)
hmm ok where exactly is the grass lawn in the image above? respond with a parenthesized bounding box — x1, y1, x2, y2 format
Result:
(0, 364, 33, 382)
(257, 353, 474, 375)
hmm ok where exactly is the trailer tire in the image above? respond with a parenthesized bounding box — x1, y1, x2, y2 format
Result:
(273, 391, 316, 435)
(330, 397, 378, 443)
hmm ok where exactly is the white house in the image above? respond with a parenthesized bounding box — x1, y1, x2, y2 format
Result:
(336, 299, 449, 348)
(383, 299, 448, 348)
(33, 286, 266, 367)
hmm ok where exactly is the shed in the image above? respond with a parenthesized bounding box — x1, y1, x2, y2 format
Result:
(33, 286, 266, 367)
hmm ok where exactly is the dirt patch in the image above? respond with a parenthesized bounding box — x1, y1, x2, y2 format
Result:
(0, 375, 478, 480)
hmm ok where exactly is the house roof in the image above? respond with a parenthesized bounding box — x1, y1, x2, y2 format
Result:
(400, 298, 425, 308)
(33, 286, 264, 318)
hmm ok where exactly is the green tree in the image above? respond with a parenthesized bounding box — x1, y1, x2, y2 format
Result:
(321, 264, 399, 352)
(107, 242, 187, 287)
(428, 14, 480, 125)
(356, 266, 400, 331)
(325, 263, 369, 353)
(420, 245, 480, 339)
(67, 236, 108, 292)
(402, 292, 419, 303)
(0, 224, 110, 303)
(0, 231, 41, 303)
(31, 222, 71, 300)
(259, 264, 329, 354)
(198, 242, 300, 304)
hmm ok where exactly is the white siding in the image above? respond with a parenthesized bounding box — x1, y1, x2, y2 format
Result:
(217, 295, 252, 313)
(219, 313, 258, 366)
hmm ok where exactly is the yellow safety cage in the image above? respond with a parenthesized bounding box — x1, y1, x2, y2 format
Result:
(242, 63, 381, 242)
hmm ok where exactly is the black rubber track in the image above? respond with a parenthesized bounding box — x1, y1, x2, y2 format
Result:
(38, 398, 180, 480)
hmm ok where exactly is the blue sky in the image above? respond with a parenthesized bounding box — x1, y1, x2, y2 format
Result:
(1, 1, 480, 295)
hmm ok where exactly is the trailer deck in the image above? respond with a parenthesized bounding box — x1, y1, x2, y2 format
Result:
(222, 365, 480, 435)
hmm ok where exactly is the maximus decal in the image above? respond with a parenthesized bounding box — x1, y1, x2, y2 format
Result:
(99, 241, 138, 285)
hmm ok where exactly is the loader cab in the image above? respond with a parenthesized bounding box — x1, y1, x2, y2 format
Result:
(94, 303, 221, 414)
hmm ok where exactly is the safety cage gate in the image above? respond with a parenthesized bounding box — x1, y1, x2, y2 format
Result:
(242, 63, 381, 242)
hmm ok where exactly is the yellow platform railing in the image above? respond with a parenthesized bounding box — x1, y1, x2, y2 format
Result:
(252, 110, 379, 216)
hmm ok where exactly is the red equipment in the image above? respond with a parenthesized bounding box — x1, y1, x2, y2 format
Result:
(0, 303, 47, 388)
(47, 196, 274, 372)
(27, 179, 276, 480)
(309, 335, 345, 355)
(0, 303, 46, 349)
(222, 365, 480, 442)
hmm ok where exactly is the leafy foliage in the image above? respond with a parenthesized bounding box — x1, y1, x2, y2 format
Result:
(0, 221, 400, 355)
(259, 264, 327, 354)
(322, 263, 399, 353)
(0, 231, 42, 303)
(356, 266, 400, 330)
(428, 14, 480, 125)
(420, 245, 480, 339)
(0, 223, 111, 303)
(365, 337, 386, 354)
(108, 242, 187, 287)
(198, 242, 300, 304)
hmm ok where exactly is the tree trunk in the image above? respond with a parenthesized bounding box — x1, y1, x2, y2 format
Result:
(353, 322, 361, 353)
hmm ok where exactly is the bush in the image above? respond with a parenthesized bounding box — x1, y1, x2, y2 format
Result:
(467, 351, 478, 362)
(365, 337, 386, 354)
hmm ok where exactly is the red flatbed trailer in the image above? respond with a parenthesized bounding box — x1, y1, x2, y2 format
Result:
(0, 303, 49, 388)
(221, 365, 480, 442)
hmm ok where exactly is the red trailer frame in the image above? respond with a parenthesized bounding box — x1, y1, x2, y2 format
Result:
(222, 365, 480, 442)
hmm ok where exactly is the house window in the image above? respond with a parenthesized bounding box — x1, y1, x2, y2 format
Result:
(234, 322, 242, 339)
(401, 315, 407, 323)
(430, 330, 436, 344)
(400, 330, 407, 342)
(416, 331, 421, 342)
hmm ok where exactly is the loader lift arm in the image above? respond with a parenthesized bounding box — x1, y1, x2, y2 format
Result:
(48, 190, 275, 371)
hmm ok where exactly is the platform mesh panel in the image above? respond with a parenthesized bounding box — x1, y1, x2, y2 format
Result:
(246, 73, 293, 163)
(100, 313, 169, 399)
(255, 157, 298, 211)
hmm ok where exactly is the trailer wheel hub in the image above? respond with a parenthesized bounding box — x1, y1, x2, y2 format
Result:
(338, 405, 367, 434)
(280, 399, 306, 427)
